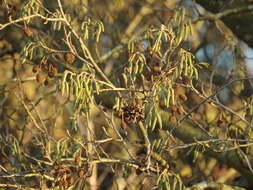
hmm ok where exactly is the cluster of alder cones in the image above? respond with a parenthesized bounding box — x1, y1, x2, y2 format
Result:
(47, 157, 88, 188)
(32, 58, 58, 86)
(32, 53, 75, 85)
(117, 99, 145, 124)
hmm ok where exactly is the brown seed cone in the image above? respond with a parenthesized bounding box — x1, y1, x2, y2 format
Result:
(53, 162, 61, 171)
(36, 73, 45, 83)
(169, 115, 177, 125)
(74, 156, 81, 164)
(171, 105, 177, 113)
(32, 64, 40, 73)
(62, 179, 69, 188)
(48, 64, 58, 78)
(23, 27, 33, 37)
(135, 167, 142, 175)
(64, 53, 75, 64)
(67, 176, 74, 185)
(217, 119, 224, 127)
(78, 168, 85, 178)
(46, 180, 53, 188)
(179, 94, 187, 101)
(44, 77, 49, 86)
(41, 59, 49, 71)
(177, 105, 184, 115)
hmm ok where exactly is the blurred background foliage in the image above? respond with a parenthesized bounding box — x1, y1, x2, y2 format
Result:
(1, 0, 253, 189)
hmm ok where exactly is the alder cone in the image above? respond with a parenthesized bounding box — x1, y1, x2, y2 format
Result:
(217, 119, 224, 127)
(44, 77, 49, 86)
(169, 115, 177, 124)
(48, 65, 58, 78)
(78, 168, 85, 178)
(23, 27, 33, 37)
(177, 105, 184, 115)
(171, 105, 177, 113)
(135, 167, 142, 175)
(32, 64, 40, 73)
(41, 59, 49, 71)
(179, 94, 187, 101)
(74, 156, 81, 164)
(36, 73, 45, 83)
(46, 180, 53, 188)
(120, 101, 145, 124)
(67, 176, 74, 185)
(62, 180, 69, 189)
(64, 53, 75, 64)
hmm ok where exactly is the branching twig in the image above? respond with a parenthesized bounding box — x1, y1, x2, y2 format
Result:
(169, 77, 253, 135)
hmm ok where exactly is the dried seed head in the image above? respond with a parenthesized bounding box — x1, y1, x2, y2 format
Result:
(67, 176, 74, 185)
(120, 100, 145, 124)
(70, 166, 77, 172)
(171, 105, 177, 113)
(55, 180, 61, 187)
(159, 100, 166, 107)
(65, 168, 71, 175)
(64, 53, 75, 64)
(75, 156, 81, 164)
(32, 64, 40, 73)
(48, 64, 58, 78)
(78, 168, 85, 178)
(44, 77, 49, 86)
(23, 27, 33, 37)
(177, 105, 184, 115)
(62, 179, 69, 188)
(53, 162, 61, 171)
(36, 73, 45, 83)
(179, 94, 187, 101)
(41, 59, 49, 71)
(136, 167, 142, 175)
(169, 115, 177, 124)
(182, 76, 190, 84)
(217, 119, 224, 127)
(174, 87, 180, 96)
(46, 180, 53, 188)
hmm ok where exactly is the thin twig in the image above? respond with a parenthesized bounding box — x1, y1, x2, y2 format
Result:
(170, 77, 253, 135)
(138, 121, 151, 171)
